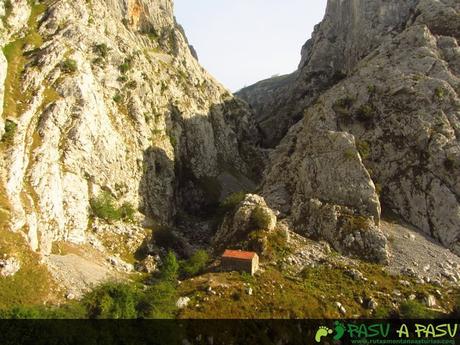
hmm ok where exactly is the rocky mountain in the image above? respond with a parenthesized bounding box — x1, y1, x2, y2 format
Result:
(240, 0, 460, 261)
(0, 0, 459, 316)
(0, 0, 261, 258)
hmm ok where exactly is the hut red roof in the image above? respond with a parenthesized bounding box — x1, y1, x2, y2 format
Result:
(222, 250, 257, 260)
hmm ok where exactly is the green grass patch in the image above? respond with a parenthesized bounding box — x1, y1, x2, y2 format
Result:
(251, 206, 272, 230)
(119, 58, 133, 74)
(356, 103, 375, 123)
(356, 140, 371, 160)
(219, 192, 246, 214)
(2, 1, 46, 120)
(89, 191, 136, 223)
(344, 148, 357, 160)
(0, 227, 56, 308)
(113, 93, 123, 103)
(1, 119, 17, 143)
(180, 250, 209, 278)
(398, 300, 440, 319)
(93, 43, 109, 58)
(60, 59, 77, 74)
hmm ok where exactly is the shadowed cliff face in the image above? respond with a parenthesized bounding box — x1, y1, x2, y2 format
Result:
(0, 0, 261, 254)
(241, 0, 460, 258)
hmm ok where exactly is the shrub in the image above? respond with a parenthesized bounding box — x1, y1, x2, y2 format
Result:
(341, 215, 370, 234)
(0, 305, 45, 319)
(119, 58, 133, 74)
(160, 251, 179, 282)
(113, 93, 122, 103)
(83, 282, 139, 319)
(373, 306, 393, 319)
(332, 96, 354, 116)
(119, 202, 135, 222)
(434, 87, 445, 100)
(356, 104, 374, 122)
(117, 75, 128, 83)
(90, 192, 136, 223)
(180, 250, 209, 278)
(126, 80, 137, 89)
(137, 281, 177, 318)
(367, 84, 377, 95)
(92, 57, 105, 67)
(2, 119, 17, 142)
(94, 43, 109, 58)
(251, 206, 273, 230)
(398, 300, 437, 319)
(219, 192, 246, 214)
(356, 140, 371, 160)
(89, 191, 121, 222)
(343, 148, 357, 160)
(61, 59, 78, 74)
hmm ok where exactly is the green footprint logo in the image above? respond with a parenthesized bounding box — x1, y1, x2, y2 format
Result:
(333, 321, 346, 340)
(315, 326, 333, 343)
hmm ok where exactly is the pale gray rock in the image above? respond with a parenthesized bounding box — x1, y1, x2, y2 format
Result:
(424, 294, 437, 308)
(345, 268, 364, 281)
(135, 255, 159, 274)
(0, 0, 261, 257)
(107, 256, 134, 273)
(262, 118, 388, 263)
(254, 0, 459, 259)
(335, 301, 347, 315)
(176, 296, 190, 309)
(238, 0, 419, 147)
(0, 256, 20, 277)
(367, 298, 378, 310)
(212, 194, 277, 249)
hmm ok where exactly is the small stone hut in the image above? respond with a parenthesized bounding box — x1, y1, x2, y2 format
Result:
(221, 250, 259, 275)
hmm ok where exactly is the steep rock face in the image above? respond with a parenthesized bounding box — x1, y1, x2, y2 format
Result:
(238, 0, 418, 148)
(260, 0, 460, 257)
(0, 0, 260, 254)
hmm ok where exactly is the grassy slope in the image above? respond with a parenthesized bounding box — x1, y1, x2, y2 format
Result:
(0, 225, 57, 308)
(177, 262, 459, 319)
(2, 1, 46, 122)
(0, 1, 59, 308)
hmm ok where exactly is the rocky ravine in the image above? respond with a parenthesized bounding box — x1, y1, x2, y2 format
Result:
(0, 0, 459, 301)
(0, 0, 261, 258)
(239, 0, 460, 261)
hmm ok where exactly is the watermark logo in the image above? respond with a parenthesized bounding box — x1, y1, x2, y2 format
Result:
(314, 321, 459, 344)
(315, 321, 346, 343)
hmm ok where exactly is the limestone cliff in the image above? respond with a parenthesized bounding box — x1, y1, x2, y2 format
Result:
(241, 0, 460, 258)
(0, 0, 261, 255)
(238, 0, 419, 147)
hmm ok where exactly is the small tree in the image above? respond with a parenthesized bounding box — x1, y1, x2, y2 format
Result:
(180, 250, 209, 278)
(137, 281, 177, 319)
(89, 191, 121, 222)
(160, 251, 179, 282)
(83, 282, 139, 319)
(219, 192, 246, 213)
(251, 206, 272, 230)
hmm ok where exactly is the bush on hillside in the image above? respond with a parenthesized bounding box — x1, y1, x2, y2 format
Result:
(180, 250, 209, 278)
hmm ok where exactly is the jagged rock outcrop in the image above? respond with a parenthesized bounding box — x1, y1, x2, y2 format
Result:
(212, 194, 277, 250)
(254, 0, 459, 258)
(0, 0, 261, 255)
(238, 0, 419, 148)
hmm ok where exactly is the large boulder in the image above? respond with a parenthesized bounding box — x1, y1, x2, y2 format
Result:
(212, 194, 277, 249)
